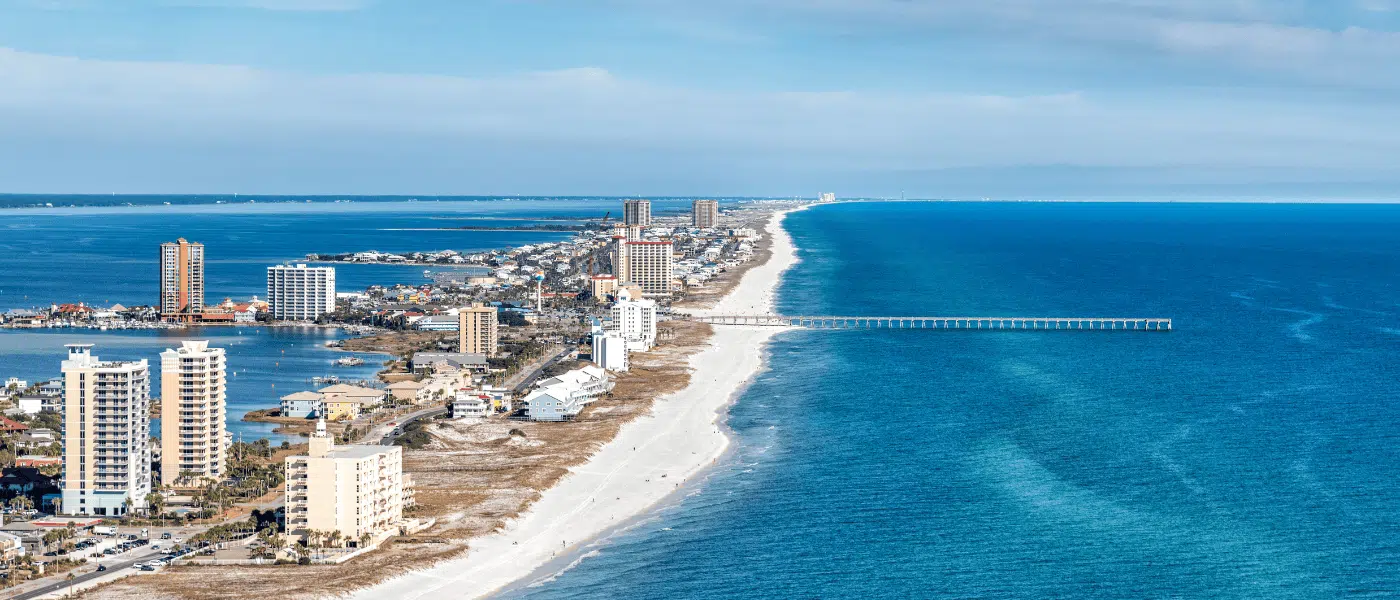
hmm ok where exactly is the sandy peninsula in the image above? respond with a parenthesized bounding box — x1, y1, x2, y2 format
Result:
(351, 206, 806, 600)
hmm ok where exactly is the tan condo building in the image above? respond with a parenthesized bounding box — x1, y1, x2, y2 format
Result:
(159, 341, 227, 486)
(160, 238, 205, 322)
(458, 303, 499, 356)
(61, 344, 152, 516)
(285, 420, 410, 546)
(692, 199, 719, 228)
(623, 199, 652, 227)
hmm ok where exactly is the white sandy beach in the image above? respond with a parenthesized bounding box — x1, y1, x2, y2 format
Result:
(352, 206, 805, 600)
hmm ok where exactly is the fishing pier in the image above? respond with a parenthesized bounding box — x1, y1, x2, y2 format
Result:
(682, 315, 1172, 331)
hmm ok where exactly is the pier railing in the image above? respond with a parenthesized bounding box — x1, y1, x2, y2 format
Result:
(680, 315, 1172, 331)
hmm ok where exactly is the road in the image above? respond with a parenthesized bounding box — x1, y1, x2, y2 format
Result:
(376, 406, 448, 444)
(508, 347, 573, 396)
(361, 347, 571, 445)
(10, 547, 165, 600)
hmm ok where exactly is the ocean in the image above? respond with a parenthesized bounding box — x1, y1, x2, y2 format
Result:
(0, 197, 699, 442)
(500, 201, 1400, 599)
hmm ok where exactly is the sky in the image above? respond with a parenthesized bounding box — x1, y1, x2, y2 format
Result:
(2, 0, 1400, 199)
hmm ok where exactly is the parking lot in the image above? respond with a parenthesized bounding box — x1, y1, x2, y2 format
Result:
(6, 524, 217, 600)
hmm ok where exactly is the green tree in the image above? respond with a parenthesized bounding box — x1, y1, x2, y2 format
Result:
(145, 492, 166, 518)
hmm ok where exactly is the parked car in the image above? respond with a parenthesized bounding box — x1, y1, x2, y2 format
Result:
(160, 533, 172, 540)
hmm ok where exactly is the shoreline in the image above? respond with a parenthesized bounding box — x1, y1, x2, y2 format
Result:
(352, 205, 808, 600)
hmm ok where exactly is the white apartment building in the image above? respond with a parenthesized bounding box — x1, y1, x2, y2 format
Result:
(61, 344, 152, 517)
(613, 240, 673, 297)
(285, 420, 408, 546)
(592, 332, 629, 373)
(692, 199, 719, 228)
(159, 341, 227, 485)
(267, 264, 336, 321)
(623, 199, 652, 226)
(610, 296, 658, 351)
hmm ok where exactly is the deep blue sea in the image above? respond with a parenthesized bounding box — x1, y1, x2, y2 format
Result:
(502, 201, 1400, 599)
(0, 198, 702, 442)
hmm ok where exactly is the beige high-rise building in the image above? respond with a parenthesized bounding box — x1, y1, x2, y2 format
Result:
(159, 341, 227, 485)
(692, 200, 719, 228)
(590, 274, 619, 301)
(619, 241, 673, 296)
(61, 344, 152, 517)
(160, 238, 205, 322)
(610, 235, 630, 284)
(623, 199, 652, 227)
(458, 303, 499, 356)
(285, 420, 409, 546)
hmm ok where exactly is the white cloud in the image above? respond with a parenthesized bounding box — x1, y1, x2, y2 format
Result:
(1, 45, 1399, 188)
(621, 0, 1400, 88)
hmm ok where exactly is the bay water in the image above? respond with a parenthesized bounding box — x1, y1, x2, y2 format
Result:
(0, 198, 693, 442)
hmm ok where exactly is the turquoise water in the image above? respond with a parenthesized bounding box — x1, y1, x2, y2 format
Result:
(502, 202, 1400, 599)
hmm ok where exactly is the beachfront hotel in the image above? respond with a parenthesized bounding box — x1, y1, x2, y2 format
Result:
(159, 238, 205, 322)
(458, 303, 499, 357)
(285, 420, 409, 546)
(610, 294, 658, 351)
(623, 199, 652, 226)
(692, 199, 719, 228)
(267, 263, 337, 321)
(612, 240, 674, 297)
(159, 341, 227, 485)
(60, 344, 152, 516)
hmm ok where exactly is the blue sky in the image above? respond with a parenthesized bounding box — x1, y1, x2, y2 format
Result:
(2, 0, 1400, 198)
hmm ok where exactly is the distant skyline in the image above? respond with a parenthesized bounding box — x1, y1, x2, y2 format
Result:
(3, 1, 1400, 198)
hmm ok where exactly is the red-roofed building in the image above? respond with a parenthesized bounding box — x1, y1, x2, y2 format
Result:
(0, 417, 29, 434)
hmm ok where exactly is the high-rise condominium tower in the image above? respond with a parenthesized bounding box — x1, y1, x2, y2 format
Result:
(623, 199, 652, 227)
(267, 264, 337, 321)
(160, 341, 227, 485)
(616, 240, 673, 296)
(160, 238, 205, 322)
(61, 344, 152, 516)
(458, 303, 499, 356)
(692, 200, 719, 228)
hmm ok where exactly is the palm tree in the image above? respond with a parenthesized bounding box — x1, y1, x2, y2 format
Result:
(65, 572, 76, 597)
(358, 532, 372, 548)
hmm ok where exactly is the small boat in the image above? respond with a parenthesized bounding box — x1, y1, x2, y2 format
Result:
(335, 357, 365, 367)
